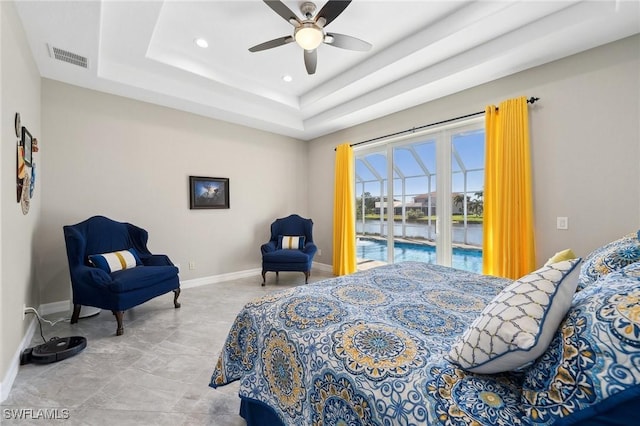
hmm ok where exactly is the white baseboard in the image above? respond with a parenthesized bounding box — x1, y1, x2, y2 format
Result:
(180, 264, 334, 288)
(0, 317, 36, 403)
(39, 300, 72, 316)
(179, 267, 263, 289)
(313, 261, 333, 273)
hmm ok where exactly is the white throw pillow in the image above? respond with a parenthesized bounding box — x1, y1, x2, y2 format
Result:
(278, 235, 305, 250)
(448, 258, 581, 374)
(88, 249, 141, 273)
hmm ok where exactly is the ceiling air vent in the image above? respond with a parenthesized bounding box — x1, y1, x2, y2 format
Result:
(47, 44, 88, 69)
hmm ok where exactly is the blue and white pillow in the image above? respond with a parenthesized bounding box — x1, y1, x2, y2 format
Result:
(448, 258, 581, 374)
(522, 261, 640, 425)
(277, 235, 305, 250)
(88, 248, 142, 273)
(578, 231, 640, 290)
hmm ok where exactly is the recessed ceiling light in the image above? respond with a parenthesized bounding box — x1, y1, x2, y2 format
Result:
(194, 38, 208, 48)
(282, 74, 293, 83)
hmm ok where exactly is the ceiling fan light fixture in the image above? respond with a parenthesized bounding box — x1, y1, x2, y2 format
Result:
(251, 1, 369, 75)
(294, 24, 323, 50)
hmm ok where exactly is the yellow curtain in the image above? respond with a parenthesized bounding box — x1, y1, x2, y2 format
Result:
(333, 143, 357, 276)
(483, 97, 536, 279)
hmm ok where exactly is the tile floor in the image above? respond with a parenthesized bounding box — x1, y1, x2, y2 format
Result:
(1, 269, 335, 425)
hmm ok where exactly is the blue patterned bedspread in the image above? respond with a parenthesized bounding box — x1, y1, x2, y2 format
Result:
(211, 262, 537, 425)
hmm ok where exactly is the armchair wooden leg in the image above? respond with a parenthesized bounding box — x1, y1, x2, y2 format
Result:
(304, 271, 310, 284)
(112, 311, 124, 336)
(261, 270, 266, 286)
(70, 304, 81, 324)
(173, 289, 181, 308)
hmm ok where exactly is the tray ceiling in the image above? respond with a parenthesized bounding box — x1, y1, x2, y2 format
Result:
(15, 0, 640, 140)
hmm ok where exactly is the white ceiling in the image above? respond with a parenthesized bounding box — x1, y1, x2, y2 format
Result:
(15, 0, 640, 141)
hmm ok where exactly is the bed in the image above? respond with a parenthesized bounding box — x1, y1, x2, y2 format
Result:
(210, 234, 640, 426)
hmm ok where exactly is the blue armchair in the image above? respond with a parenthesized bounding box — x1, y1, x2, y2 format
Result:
(63, 216, 180, 336)
(261, 214, 317, 286)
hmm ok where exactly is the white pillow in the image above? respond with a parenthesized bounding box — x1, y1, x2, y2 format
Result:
(278, 235, 305, 250)
(88, 249, 141, 273)
(447, 258, 581, 374)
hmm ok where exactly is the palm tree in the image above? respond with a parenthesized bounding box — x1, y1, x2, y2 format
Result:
(453, 193, 465, 212)
(472, 191, 484, 216)
(468, 199, 480, 216)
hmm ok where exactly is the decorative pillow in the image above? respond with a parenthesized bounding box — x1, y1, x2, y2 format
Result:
(544, 248, 576, 266)
(578, 232, 640, 290)
(277, 235, 305, 250)
(448, 258, 581, 374)
(521, 261, 640, 425)
(88, 249, 142, 273)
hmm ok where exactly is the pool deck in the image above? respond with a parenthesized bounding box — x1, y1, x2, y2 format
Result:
(356, 258, 387, 271)
(357, 234, 482, 251)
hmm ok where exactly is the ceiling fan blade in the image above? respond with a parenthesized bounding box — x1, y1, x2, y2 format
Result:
(249, 36, 294, 52)
(325, 33, 372, 51)
(263, 0, 300, 26)
(315, 0, 351, 27)
(304, 49, 317, 75)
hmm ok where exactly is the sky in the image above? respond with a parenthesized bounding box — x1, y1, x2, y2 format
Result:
(355, 129, 485, 198)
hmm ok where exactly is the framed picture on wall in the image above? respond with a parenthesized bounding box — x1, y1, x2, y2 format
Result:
(189, 176, 229, 209)
(22, 126, 33, 166)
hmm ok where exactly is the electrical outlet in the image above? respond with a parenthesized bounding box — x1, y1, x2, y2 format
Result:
(318, 248, 322, 256)
(188, 261, 196, 270)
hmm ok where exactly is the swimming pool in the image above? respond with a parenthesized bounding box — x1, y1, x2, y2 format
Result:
(357, 238, 483, 274)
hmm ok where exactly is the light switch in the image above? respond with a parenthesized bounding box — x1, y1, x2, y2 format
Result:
(557, 217, 568, 230)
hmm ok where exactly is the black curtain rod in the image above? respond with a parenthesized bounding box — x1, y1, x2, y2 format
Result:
(335, 96, 540, 151)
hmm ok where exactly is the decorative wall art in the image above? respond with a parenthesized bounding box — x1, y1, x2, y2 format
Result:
(17, 144, 25, 203)
(30, 163, 36, 198)
(15, 112, 21, 137)
(21, 174, 31, 215)
(15, 113, 24, 202)
(189, 176, 229, 209)
(14, 112, 39, 215)
(22, 126, 32, 166)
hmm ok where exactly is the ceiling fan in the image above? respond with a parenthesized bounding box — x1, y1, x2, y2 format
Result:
(249, 0, 372, 75)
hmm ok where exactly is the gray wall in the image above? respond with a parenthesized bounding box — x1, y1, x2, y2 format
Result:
(38, 79, 310, 304)
(308, 35, 640, 268)
(1, 1, 42, 400)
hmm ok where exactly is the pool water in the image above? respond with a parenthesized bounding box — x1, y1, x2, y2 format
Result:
(357, 238, 483, 274)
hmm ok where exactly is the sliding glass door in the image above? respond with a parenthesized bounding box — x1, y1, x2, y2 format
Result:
(391, 139, 438, 264)
(355, 150, 388, 263)
(355, 120, 484, 272)
(451, 128, 485, 272)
